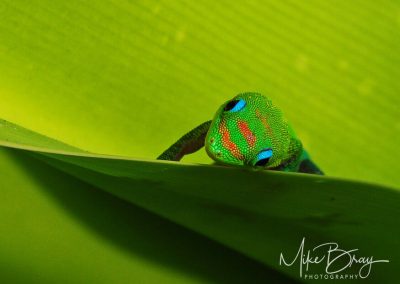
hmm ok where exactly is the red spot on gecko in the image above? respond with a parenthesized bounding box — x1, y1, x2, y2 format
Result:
(237, 120, 256, 147)
(256, 109, 272, 136)
(219, 120, 243, 159)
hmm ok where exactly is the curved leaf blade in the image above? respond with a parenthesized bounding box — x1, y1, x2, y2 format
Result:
(1, 119, 398, 282)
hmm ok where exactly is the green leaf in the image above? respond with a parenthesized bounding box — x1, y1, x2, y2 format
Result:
(0, 124, 292, 283)
(0, 0, 399, 188)
(1, 119, 398, 283)
(1, 1, 399, 283)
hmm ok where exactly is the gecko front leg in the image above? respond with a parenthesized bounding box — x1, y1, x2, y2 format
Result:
(157, 120, 212, 161)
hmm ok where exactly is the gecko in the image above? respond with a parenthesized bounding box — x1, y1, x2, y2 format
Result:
(157, 92, 323, 175)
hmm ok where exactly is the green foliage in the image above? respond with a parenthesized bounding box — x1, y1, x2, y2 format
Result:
(0, 0, 399, 283)
(0, 0, 399, 187)
(1, 118, 399, 283)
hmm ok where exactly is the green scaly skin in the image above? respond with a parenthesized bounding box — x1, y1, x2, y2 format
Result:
(158, 92, 323, 175)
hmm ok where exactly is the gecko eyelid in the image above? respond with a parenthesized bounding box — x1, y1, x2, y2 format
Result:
(223, 99, 246, 112)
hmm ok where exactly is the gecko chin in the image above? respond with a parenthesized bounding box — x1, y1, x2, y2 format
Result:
(205, 143, 223, 163)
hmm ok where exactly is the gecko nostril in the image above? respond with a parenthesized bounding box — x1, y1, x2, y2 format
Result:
(216, 151, 222, 157)
(210, 137, 215, 144)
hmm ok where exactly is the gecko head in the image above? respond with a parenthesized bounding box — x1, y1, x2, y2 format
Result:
(205, 92, 289, 168)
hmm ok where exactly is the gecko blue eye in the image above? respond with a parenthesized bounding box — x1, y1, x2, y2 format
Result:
(254, 148, 273, 167)
(223, 99, 246, 112)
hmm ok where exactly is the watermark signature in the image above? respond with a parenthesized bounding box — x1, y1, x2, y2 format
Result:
(279, 237, 389, 280)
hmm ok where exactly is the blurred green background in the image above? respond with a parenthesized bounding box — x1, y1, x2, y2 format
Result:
(0, 0, 400, 283)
